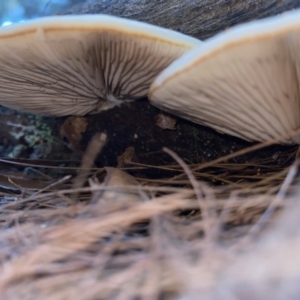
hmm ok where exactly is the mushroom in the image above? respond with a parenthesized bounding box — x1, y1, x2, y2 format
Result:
(0, 15, 201, 116)
(149, 9, 300, 144)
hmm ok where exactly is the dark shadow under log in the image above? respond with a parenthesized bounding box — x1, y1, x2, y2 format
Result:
(64, 0, 300, 39)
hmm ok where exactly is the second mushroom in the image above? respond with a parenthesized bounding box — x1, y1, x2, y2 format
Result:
(149, 9, 300, 144)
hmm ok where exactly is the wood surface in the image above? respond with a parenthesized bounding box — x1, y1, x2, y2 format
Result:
(63, 0, 300, 39)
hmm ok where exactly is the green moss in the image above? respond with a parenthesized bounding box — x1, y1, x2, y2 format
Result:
(8, 114, 54, 158)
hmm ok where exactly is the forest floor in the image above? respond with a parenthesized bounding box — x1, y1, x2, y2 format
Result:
(0, 1, 299, 299)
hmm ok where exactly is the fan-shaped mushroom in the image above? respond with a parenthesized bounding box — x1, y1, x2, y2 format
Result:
(149, 9, 300, 144)
(0, 15, 201, 116)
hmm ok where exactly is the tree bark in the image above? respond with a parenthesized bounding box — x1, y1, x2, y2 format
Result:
(63, 0, 300, 39)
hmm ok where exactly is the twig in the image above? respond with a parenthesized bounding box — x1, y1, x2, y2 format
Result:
(163, 147, 214, 245)
(233, 159, 299, 251)
(71, 133, 107, 202)
(28, 175, 72, 198)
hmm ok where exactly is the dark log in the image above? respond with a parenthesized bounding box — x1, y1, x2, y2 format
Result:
(63, 0, 300, 39)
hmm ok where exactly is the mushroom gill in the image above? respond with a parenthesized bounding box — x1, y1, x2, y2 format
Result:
(0, 14, 201, 116)
(149, 9, 300, 144)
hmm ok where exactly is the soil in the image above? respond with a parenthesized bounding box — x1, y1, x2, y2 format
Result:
(0, 98, 295, 179)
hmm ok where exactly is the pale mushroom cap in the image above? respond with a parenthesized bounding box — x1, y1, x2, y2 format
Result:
(0, 14, 201, 116)
(149, 9, 300, 144)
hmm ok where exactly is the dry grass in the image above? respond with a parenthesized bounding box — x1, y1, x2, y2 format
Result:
(0, 134, 299, 299)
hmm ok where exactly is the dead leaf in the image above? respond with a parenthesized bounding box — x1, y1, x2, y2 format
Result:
(99, 167, 143, 205)
(117, 146, 139, 168)
(155, 113, 177, 130)
(60, 117, 88, 154)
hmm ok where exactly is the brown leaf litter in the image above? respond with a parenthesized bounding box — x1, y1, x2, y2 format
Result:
(60, 116, 88, 154)
(0, 135, 298, 299)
